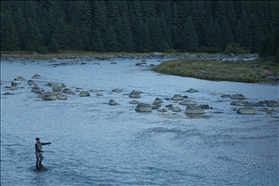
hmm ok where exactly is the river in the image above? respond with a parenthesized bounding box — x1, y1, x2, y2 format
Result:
(1, 57, 278, 186)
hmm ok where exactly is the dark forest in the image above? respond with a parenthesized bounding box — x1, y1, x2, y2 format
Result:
(1, 1, 279, 59)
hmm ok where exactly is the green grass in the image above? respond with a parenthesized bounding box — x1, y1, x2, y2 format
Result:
(154, 59, 279, 83)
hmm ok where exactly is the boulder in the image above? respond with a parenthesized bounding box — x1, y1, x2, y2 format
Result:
(10, 85, 18, 90)
(158, 108, 168, 112)
(52, 86, 62, 93)
(14, 76, 25, 81)
(129, 100, 138, 104)
(185, 105, 205, 114)
(221, 94, 230, 98)
(45, 82, 59, 87)
(165, 104, 173, 108)
(79, 91, 90, 97)
(32, 74, 41, 79)
(112, 88, 122, 92)
(152, 105, 161, 109)
(266, 100, 279, 107)
(57, 94, 67, 100)
(171, 94, 184, 101)
(28, 80, 35, 85)
(230, 94, 246, 99)
(230, 100, 248, 106)
(237, 107, 257, 114)
(153, 98, 163, 105)
(199, 104, 211, 109)
(135, 103, 152, 112)
(90, 89, 103, 92)
(129, 90, 141, 98)
(63, 88, 75, 95)
(179, 100, 198, 106)
(108, 99, 117, 105)
(3, 92, 14, 95)
(31, 85, 42, 93)
(172, 106, 181, 112)
(41, 92, 57, 101)
(110, 61, 117, 64)
(186, 88, 199, 93)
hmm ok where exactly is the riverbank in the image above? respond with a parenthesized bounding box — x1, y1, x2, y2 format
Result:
(1, 51, 278, 83)
(154, 58, 279, 83)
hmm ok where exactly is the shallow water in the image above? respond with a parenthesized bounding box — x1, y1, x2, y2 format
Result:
(1, 58, 278, 186)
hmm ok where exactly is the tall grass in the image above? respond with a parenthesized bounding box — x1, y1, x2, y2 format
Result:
(154, 59, 279, 83)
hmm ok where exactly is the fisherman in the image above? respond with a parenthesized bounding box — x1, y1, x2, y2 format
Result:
(35, 138, 51, 170)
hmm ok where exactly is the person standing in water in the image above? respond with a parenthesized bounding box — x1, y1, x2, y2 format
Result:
(35, 138, 51, 170)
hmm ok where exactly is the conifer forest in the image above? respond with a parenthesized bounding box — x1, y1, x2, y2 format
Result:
(1, 1, 279, 59)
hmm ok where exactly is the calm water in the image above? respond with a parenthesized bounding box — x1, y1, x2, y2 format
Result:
(1, 58, 278, 186)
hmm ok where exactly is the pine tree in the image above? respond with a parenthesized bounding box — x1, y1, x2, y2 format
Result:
(91, 29, 105, 52)
(12, 6, 25, 50)
(148, 17, 163, 52)
(48, 36, 59, 53)
(134, 21, 150, 52)
(221, 20, 234, 49)
(115, 17, 134, 52)
(180, 16, 199, 52)
(102, 26, 118, 52)
(1, 10, 19, 51)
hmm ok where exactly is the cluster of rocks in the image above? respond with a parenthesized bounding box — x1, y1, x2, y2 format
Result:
(221, 93, 279, 115)
(3, 72, 278, 117)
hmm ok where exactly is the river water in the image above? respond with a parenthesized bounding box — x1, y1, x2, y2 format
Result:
(1, 57, 278, 186)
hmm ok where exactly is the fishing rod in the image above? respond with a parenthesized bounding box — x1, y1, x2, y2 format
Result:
(51, 134, 72, 143)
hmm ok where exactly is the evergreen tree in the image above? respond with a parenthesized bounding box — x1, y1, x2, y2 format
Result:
(180, 16, 199, 52)
(221, 20, 234, 49)
(115, 17, 134, 52)
(204, 17, 216, 47)
(1, 10, 19, 51)
(148, 17, 163, 52)
(12, 7, 25, 50)
(102, 26, 118, 52)
(48, 36, 59, 53)
(134, 21, 150, 52)
(91, 29, 105, 52)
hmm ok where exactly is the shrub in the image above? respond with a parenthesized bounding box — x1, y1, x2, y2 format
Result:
(37, 46, 48, 54)
(224, 43, 250, 55)
(275, 48, 279, 63)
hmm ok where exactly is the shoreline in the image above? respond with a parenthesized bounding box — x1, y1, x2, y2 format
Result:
(1, 51, 278, 84)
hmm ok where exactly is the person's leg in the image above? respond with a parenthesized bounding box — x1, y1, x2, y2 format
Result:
(36, 154, 40, 169)
(39, 153, 44, 167)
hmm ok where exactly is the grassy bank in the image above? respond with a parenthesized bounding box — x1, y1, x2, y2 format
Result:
(154, 58, 279, 83)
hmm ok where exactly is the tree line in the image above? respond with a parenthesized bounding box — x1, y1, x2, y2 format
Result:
(1, 0, 279, 59)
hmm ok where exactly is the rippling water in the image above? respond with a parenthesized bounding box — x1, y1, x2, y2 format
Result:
(1, 58, 278, 186)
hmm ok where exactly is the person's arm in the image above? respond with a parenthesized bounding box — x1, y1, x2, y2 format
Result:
(41, 142, 51, 145)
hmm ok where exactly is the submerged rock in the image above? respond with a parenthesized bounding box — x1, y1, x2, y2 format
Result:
(266, 100, 279, 107)
(129, 90, 141, 98)
(129, 100, 138, 104)
(14, 76, 25, 81)
(108, 99, 117, 105)
(237, 107, 257, 114)
(79, 91, 90, 97)
(230, 100, 248, 106)
(230, 94, 246, 99)
(31, 85, 42, 93)
(172, 106, 181, 112)
(185, 105, 205, 114)
(63, 88, 75, 95)
(32, 74, 41, 79)
(186, 88, 199, 93)
(171, 94, 184, 101)
(179, 100, 197, 106)
(41, 92, 57, 101)
(135, 103, 152, 112)
(153, 98, 163, 105)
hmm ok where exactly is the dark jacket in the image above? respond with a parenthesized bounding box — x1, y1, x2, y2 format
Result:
(35, 142, 49, 153)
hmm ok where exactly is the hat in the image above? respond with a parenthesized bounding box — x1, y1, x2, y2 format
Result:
(36, 138, 40, 141)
